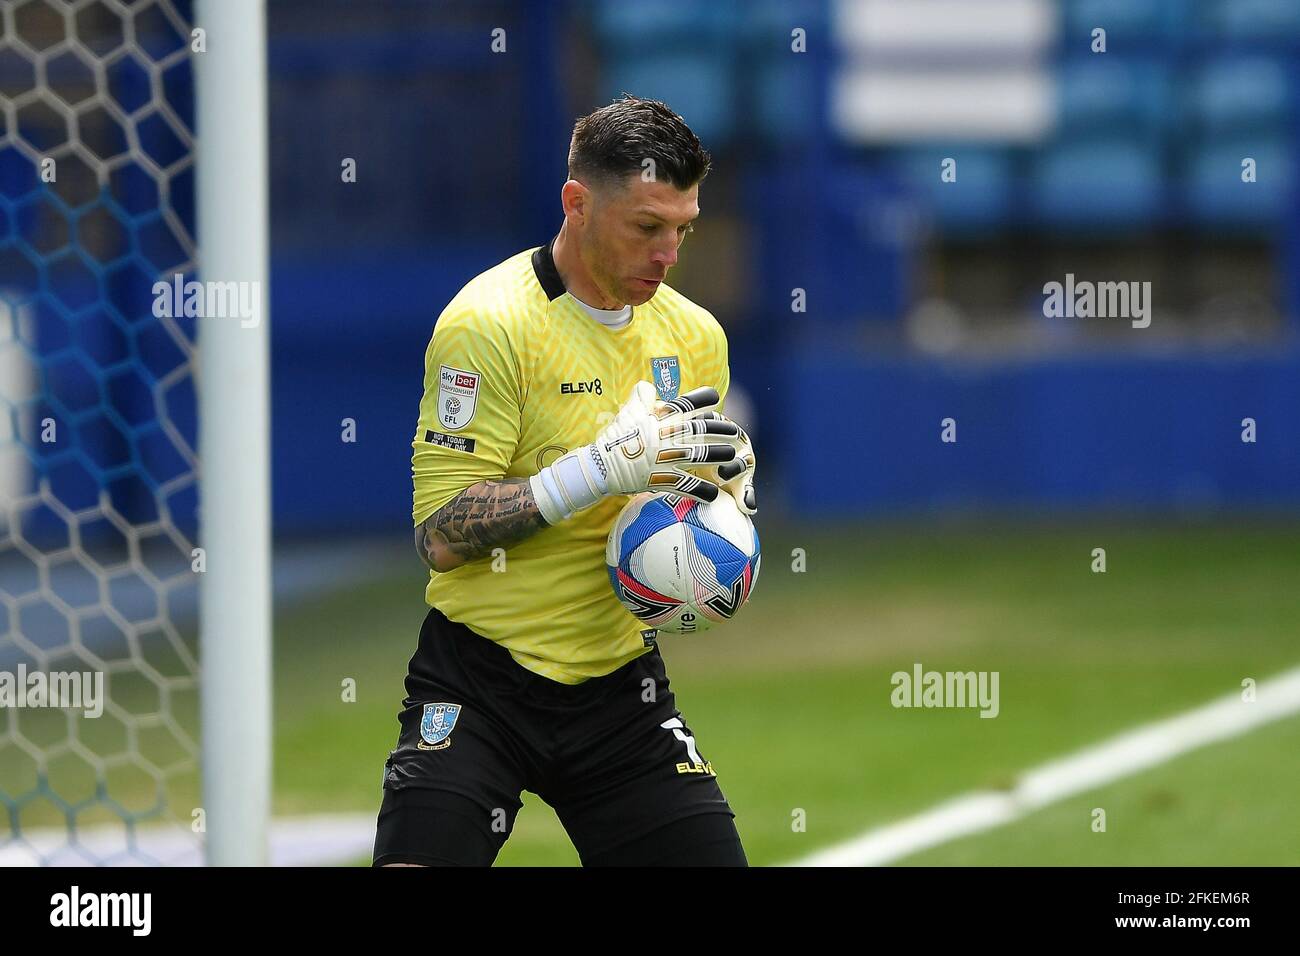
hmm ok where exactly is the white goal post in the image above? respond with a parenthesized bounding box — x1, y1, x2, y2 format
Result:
(194, 0, 271, 867)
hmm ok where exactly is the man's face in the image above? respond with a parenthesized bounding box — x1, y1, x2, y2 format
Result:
(580, 176, 699, 306)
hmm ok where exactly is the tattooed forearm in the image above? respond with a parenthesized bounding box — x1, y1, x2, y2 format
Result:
(414, 478, 550, 573)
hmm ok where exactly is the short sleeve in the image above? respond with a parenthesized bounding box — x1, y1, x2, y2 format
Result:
(412, 307, 522, 525)
(713, 322, 731, 416)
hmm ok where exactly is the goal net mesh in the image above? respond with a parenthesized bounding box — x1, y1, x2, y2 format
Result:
(0, 0, 201, 865)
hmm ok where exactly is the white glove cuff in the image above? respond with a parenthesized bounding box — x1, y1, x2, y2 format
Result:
(531, 444, 606, 524)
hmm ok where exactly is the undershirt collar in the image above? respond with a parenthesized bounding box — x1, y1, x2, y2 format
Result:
(573, 298, 632, 330)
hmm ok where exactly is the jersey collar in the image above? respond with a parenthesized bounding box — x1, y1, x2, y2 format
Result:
(531, 235, 567, 301)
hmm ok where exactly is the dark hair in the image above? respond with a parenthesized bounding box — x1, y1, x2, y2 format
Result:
(568, 94, 711, 191)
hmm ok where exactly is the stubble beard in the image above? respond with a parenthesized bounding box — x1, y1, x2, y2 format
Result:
(583, 230, 635, 308)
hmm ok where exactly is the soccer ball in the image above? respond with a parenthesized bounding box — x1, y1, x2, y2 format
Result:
(606, 491, 761, 634)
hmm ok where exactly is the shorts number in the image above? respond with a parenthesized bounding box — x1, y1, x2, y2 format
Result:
(660, 716, 703, 764)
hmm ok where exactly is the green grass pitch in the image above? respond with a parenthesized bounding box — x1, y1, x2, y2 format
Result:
(270, 518, 1300, 866)
(4, 519, 1296, 865)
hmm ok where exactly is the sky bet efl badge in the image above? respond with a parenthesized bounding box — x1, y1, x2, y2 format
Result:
(418, 702, 462, 751)
(438, 365, 479, 431)
(651, 355, 680, 400)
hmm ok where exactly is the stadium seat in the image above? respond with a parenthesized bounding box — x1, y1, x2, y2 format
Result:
(738, 0, 827, 42)
(1056, 58, 1172, 139)
(742, 0, 825, 145)
(600, 52, 736, 147)
(893, 147, 1016, 234)
(1187, 57, 1291, 136)
(591, 0, 736, 52)
(1030, 139, 1164, 229)
(753, 55, 816, 145)
(1205, 0, 1300, 40)
(1064, 0, 1181, 41)
(1183, 137, 1292, 229)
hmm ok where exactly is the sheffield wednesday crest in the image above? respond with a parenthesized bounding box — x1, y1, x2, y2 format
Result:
(651, 356, 680, 400)
(418, 702, 462, 751)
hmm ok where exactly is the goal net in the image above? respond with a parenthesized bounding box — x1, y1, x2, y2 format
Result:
(1, 0, 209, 865)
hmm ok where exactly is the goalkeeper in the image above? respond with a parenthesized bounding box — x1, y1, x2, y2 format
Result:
(372, 95, 756, 867)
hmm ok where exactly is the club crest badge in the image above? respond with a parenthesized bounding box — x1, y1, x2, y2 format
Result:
(650, 356, 680, 400)
(437, 365, 479, 431)
(417, 702, 462, 751)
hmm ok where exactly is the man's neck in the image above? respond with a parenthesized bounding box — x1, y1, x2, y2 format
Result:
(552, 223, 624, 310)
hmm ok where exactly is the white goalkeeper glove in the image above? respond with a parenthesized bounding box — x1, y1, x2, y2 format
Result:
(695, 411, 757, 516)
(530, 380, 743, 525)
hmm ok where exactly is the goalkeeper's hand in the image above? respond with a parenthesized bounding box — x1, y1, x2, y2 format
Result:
(694, 411, 757, 516)
(530, 381, 743, 525)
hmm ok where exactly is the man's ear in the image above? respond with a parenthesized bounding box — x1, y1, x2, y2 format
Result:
(561, 179, 589, 223)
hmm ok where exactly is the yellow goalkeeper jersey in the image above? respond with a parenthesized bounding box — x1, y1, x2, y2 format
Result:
(412, 237, 731, 684)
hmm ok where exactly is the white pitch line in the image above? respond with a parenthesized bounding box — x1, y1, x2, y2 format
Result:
(790, 664, 1300, 867)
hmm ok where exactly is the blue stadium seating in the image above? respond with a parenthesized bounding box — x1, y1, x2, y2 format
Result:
(753, 55, 816, 145)
(600, 52, 737, 147)
(1064, 0, 1185, 42)
(1186, 56, 1291, 135)
(894, 148, 1017, 234)
(1056, 58, 1172, 139)
(737, 0, 827, 42)
(1204, 0, 1300, 40)
(590, 0, 736, 52)
(1183, 137, 1292, 228)
(1030, 140, 1164, 229)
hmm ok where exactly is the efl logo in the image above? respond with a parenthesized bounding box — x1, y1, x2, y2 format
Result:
(437, 365, 479, 431)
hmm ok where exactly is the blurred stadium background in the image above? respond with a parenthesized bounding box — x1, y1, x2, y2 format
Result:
(1, 0, 1298, 866)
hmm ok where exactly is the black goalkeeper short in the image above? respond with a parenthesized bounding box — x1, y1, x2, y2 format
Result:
(372, 605, 746, 867)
